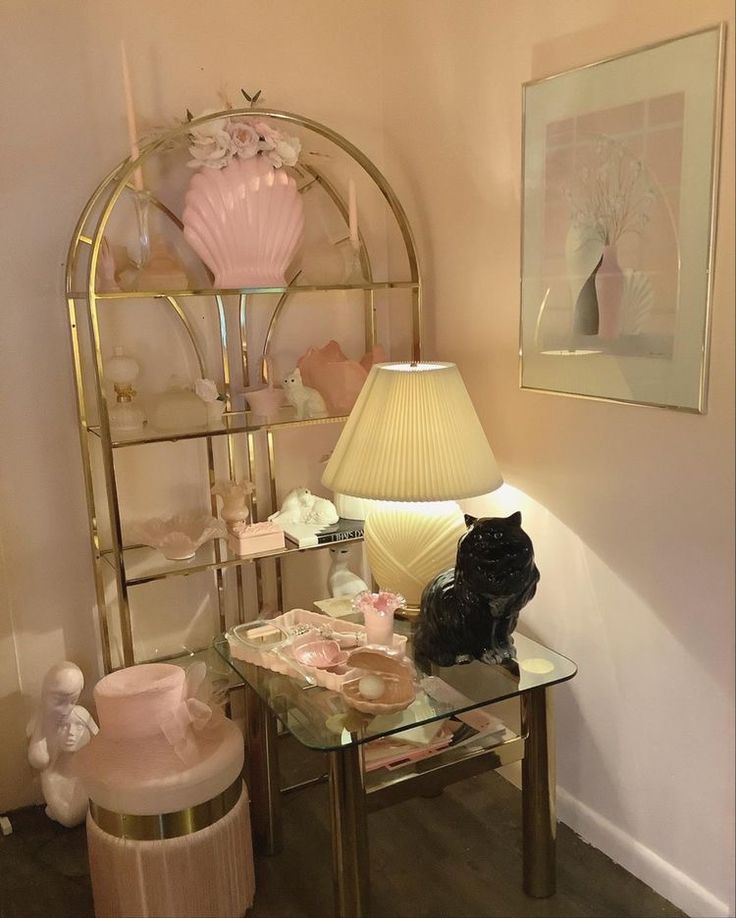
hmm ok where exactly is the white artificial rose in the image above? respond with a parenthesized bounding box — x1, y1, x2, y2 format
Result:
(194, 378, 220, 403)
(273, 135, 301, 167)
(227, 121, 260, 159)
(189, 108, 229, 142)
(187, 130, 233, 169)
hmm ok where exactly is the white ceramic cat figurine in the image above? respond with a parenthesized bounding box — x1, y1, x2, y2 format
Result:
(328, 546, 369, 598)
(282, 368, 327, 419)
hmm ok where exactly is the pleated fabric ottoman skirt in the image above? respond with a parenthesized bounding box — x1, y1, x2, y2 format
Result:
(86, 781, 255, 918)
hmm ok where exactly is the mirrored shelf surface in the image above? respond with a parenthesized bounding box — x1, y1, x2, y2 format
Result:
(101, 534, 364, 586)
(67, 281, 419, 299)
(87, 406, 349, 447)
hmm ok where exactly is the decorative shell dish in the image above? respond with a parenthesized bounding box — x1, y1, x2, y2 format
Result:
(130, 513, 226, 561)
(341, 648, 417, 714)
(292, 639, 349, 670)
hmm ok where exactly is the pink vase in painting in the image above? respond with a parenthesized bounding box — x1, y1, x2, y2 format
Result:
(594, 244, 625, 339)
(182, 155, 304, 288)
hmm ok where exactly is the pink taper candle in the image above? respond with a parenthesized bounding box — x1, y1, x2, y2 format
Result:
(348, 179, 358, 247)
(120, 40, 144, 191)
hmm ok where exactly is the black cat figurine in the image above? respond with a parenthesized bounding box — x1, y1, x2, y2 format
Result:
(414, 511, 540, 667)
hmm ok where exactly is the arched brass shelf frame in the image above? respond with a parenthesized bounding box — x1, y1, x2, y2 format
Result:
(65, 108, 422, 672)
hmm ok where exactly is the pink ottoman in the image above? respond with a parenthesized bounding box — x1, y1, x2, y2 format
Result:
(76, 662, 255, 918)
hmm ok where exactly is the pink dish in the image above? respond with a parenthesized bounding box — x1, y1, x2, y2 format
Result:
(292, 639, 349, 670)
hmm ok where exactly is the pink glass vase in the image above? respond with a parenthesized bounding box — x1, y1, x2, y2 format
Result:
(183, 156, 304, 288)
(594, 244, 624, 339)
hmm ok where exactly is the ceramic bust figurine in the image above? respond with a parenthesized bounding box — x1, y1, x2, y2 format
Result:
(27, 662, 98, 827)
(268, 487, 338, 527)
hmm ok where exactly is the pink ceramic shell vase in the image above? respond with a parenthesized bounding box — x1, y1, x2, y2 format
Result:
(183, 156, 304, 288)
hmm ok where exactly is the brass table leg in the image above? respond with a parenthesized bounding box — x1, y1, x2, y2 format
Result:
(328, 745, 370, 918)
(521, 686, 556, 897)
(243, 683, 282, 855)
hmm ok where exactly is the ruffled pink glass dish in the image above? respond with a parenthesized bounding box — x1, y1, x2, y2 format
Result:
(292, 639, 349, 670)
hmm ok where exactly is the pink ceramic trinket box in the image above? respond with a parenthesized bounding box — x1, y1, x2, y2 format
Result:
(228, 521, 285, 557)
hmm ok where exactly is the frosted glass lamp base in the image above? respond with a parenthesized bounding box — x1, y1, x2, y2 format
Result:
(364, 501, 466, 609)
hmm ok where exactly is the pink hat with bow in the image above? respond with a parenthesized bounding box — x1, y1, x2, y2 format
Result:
(75, 662, 243, 817)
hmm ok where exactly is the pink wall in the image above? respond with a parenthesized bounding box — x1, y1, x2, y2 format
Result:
(380, 2, 734, 915)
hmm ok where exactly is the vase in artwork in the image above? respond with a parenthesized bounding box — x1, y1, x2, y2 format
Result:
(595, 244, 625, 339)
(183, 156, 304, 288)
(566, 225, 604, 337)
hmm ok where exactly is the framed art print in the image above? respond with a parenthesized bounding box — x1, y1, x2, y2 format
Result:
(520, 25, 725, 412)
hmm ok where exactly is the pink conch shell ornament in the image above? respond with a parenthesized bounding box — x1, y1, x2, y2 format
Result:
(183, 156, 304, 288)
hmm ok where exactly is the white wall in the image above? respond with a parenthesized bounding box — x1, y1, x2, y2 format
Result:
(380, 2, 734, 916)
(0, 0, 387, 809)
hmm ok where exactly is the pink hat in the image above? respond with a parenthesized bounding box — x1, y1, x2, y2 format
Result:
(75, 662, 243, 817)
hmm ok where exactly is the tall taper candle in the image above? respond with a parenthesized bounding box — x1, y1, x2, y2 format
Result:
(120, 40, 144, 191)
(348, 178, 358, 247)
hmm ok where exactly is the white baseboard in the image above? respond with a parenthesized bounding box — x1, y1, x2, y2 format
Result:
(557, 787, 733, 918)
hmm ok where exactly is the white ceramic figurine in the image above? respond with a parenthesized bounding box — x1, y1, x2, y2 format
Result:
(282, 368, 327, 419)
(27, 662, 98, 827)
(327, 546, 369, 598)
(268, 487, 338, 527)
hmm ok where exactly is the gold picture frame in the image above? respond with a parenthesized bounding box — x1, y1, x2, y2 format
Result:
(520, 24, 726, 412)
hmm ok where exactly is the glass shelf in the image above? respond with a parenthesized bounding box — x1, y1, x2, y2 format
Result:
(87, 406, 349, 447)
(101, 533, 364, 586)
(67, 281, 419, 299)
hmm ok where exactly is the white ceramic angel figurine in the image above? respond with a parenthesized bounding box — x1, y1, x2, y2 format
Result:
(282, 368, 327, 419)
(328, 546, 369, 598)
(27, 662, 98, 827)
(268, 487, 338, 526)
(212, 480, 255, 531)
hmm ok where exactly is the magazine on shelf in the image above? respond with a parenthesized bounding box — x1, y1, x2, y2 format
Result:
(281, 516, 364, 549)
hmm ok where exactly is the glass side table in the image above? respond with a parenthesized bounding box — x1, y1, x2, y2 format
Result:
(214, 623, 576, 918)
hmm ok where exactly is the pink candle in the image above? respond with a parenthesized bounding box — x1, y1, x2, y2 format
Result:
(120, 40, 144, 191)
(348, 179, 358, 246)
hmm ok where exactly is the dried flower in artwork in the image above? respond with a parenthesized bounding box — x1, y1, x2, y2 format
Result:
(564, 135, 656, 245)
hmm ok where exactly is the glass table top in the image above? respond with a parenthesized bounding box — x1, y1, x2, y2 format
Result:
(213, 619, 576, 752)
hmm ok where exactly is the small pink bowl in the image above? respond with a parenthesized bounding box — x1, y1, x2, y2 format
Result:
(244, 386, 286, 417)
(292, 639, 349, 670)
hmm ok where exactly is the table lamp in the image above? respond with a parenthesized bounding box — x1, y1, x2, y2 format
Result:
(322, 362, 502, 617)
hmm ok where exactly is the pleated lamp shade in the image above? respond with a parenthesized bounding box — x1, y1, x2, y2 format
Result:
(322, 362, 502, 611)
(322, 362, 502, 501)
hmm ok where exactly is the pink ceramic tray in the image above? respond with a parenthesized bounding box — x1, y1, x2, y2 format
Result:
(227, 608, 407, 691)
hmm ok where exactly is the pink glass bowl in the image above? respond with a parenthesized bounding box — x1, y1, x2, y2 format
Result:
(292, 639, 349, 670)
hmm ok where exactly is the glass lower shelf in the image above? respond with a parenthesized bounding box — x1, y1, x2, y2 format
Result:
(88, 405, 349, 447)
(101, 534, 364, 586)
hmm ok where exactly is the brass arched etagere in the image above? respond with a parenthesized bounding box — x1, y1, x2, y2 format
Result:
(65, 108, 422, 672)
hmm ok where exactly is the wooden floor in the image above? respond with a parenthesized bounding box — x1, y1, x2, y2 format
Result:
(1, 739, 687, 918)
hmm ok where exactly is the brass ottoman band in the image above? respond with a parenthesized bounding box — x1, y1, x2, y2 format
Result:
(89, 778, 243, 840)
